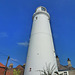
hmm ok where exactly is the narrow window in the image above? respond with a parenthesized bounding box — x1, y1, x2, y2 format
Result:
(34, 17, 38, 21)
(29, 68, 32, 72)
(36, 17, 37, 20)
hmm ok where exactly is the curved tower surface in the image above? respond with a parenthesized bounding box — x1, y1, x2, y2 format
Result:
(24, 6, 58, 75)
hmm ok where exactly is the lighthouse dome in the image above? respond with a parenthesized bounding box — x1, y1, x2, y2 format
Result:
(33, 6, 50, 20)
(35, 6, 47, 12)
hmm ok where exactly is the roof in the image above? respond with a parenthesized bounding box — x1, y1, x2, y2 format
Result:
(0, 62, 24, 75)
(56, 56, 75, 71)
(0, 63, 10, 75)
(58, 64, 75, 71)
(16, 65, 24, 70)
(0, 62, 5, 67)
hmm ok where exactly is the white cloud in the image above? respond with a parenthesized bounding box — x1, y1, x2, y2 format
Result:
(17, 42, 29, 47)
(10, 58, 18, 62)
(0, 32, 8, 37)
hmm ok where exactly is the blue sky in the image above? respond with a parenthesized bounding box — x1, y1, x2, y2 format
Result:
(0, 0, 75, 67)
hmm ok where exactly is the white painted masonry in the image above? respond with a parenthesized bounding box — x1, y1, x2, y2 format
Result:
(24, 6, 58, 75)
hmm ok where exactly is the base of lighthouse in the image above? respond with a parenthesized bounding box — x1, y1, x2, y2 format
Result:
(24, 6, 58, 75)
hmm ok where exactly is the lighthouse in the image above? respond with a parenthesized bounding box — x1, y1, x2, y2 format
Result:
(24, 6, 58, 75)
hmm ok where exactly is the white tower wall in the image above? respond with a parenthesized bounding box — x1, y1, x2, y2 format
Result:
(24, 6, 58, 75)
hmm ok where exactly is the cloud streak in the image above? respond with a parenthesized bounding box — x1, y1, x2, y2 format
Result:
(10, 58, 18, 62)
(17, 42, 29, 47)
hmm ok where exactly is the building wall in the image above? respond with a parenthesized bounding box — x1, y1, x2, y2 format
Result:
(58, 71, 69, 75)
(69, 70, 75, 75)
(58, 70, 75, 75)
(0, 68, 5, 75)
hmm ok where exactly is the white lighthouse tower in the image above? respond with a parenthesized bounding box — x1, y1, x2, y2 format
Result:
(24, 6, 58, 75)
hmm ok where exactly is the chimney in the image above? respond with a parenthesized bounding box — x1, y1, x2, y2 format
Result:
(9, 63, 13, 69)
(23, 63, 25, 66)
(67, 58, 72, 67)
(23, 63, 25, 69)
(56, 55, 60, 67)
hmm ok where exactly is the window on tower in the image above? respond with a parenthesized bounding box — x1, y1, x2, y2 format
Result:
(36, 17, 37, 20)
(29, 68, 32, 72)
(34, 17, 38, 21)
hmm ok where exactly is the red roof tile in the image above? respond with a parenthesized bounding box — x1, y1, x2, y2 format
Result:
(0, 62, 5, 67)
(16, 65, 23, 70)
